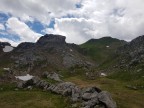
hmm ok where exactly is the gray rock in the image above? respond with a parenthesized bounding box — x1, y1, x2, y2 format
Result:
(82, 92, 98, 101)
(82, 93, 92, 100)
(42, 72, 62, 82)
(17, 81, 26, 88)
(71, 86, 81, 102)
(27, 86, 33, 90)
(82, 98, 99, 107)
(98, 91, 117, 108)
(82, 87, 101, 94)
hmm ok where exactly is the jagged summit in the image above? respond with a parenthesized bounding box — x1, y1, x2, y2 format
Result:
(0, 42, 11, 47)
(37, 34, 66, 45)
(15, 34, 66, 52)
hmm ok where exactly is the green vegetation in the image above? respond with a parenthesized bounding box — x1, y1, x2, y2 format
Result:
(64, 76, 144, 108)
(0, 68, 4, 76)
(0, 83, 72, 108)
(80, 37, 125, 63)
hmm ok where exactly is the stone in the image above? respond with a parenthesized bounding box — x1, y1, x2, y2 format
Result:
(27, 86, 33, 90)
(82, 87, 101, 94)
(98, 91, 117, 108)
(42, 72, 62, 82)
(17, 81, 26, 88)
(82, 93, 92, 100)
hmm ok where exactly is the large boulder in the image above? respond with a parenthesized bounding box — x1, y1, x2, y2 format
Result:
(98, 91, 117, 108)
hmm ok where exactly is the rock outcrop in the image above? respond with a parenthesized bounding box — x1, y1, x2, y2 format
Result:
(16, 77, 117, 108)
(37, 34, 66, 45)
(116, 35, 144, 68)
(42, 71, 62, 82)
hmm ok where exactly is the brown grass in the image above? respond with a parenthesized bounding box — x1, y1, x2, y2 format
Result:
(65, 76, 144, 108)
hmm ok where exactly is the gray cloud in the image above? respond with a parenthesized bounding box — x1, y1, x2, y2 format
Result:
(0, 0, 144, 45)
(44, 0, 144, 44)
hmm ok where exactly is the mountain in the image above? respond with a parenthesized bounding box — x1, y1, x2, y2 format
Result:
(80, 37, 126, 64)
(0, 34, 94, 76)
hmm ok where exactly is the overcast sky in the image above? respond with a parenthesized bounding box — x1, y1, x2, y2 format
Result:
(0, 0, 144, 46)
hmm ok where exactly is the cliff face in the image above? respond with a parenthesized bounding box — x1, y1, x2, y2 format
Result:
(37, 34, 66, 45)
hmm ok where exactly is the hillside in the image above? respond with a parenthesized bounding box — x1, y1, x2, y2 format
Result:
(80, 37, 126, 64)
(0, 34, 95, 77)
(106, 35, 144, 82)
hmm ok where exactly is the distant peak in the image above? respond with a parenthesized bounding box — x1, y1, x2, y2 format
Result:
(0, 42, 11, 47)
(86, 36, 120, 43)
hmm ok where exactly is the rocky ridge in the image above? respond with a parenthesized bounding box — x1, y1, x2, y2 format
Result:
(8, 34, 94, 75)
(116, 35, 144, 68)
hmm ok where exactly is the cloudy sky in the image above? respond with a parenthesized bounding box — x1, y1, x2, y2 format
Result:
(0, 0, 144, 46)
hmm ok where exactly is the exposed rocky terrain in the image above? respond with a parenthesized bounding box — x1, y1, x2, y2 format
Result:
(16, 76, 117, 108)
(0, 34, 94, 77)
(116, 35, 144, 68)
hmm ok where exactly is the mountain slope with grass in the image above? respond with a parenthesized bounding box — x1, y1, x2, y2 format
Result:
(80, 37, 126, 64)
(106, 35, 144, 83)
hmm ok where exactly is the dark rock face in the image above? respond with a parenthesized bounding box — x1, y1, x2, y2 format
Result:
(14, 42, 35, 52)
(0, 42, 11, 47)
(37, 34, 66, 45)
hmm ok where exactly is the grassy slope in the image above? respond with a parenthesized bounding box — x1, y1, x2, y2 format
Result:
(0, 83, 71, 108)
(64, 76, 144, 108)
(80, 37, 144, 107)
(80, 37, 125, 64)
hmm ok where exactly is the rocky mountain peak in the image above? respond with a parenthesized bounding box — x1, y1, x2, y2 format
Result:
(0, 42, 11, 47)
(37, 34, 66, 45)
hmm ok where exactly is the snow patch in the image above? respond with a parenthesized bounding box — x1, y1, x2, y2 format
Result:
(15, 74, 33, 81)
(3, 68, 10, 71)
(3, 46, 13, 52)
(100, 73, 107, 77)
